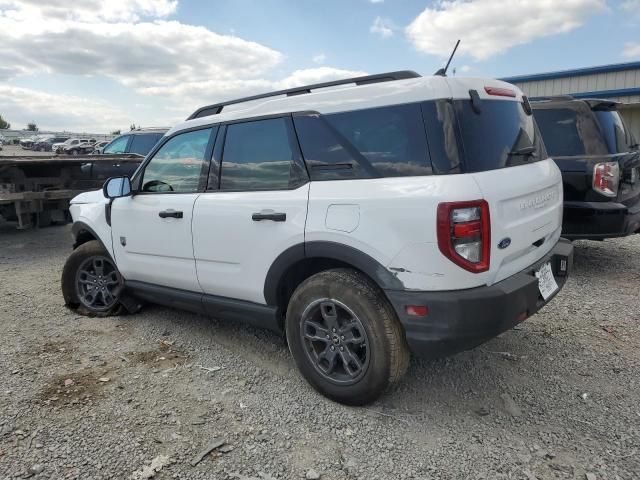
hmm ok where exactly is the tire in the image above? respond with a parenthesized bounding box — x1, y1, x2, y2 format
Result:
(286, 268, 409, 405)
(61, 240, 123, 316)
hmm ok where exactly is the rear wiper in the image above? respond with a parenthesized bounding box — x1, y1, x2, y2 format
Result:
(508, 145, 536, 156)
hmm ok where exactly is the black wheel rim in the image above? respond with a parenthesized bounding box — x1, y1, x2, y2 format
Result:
(300, 298, 370, 385)
(75, 255, 122, 312)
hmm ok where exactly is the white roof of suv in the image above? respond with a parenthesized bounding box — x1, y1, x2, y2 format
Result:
(172, 71, 523, 136)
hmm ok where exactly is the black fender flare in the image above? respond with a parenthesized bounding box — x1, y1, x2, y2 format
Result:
(263, 241, 404, 306)
(71, 221, 109, 253)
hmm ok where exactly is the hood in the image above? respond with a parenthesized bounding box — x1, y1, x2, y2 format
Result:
(70, 189, 107, 205)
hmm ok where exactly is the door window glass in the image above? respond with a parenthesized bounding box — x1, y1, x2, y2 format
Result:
(141, 128, 212, 193)
(103, 135, 130, 154)
(129, 133, 164, 156)
(220, 117, 306, 190)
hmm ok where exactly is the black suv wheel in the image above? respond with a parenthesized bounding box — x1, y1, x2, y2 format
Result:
(286, 268, 409, 405)
(61, 240, 123, 316)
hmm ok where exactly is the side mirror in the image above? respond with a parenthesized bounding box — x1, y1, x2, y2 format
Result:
(103, 176, 132, 199)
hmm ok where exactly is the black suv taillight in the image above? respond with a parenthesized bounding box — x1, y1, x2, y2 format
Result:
(437, 200, 491, 273)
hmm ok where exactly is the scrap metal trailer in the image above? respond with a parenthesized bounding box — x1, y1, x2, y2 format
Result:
(0, 155, 143, 229)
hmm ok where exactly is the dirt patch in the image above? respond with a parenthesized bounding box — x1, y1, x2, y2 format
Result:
(38, 366, 117, 407)
(38, 339, 75, 355)
(126, 339, 189, 370)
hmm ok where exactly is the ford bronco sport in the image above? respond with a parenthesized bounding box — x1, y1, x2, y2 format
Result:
(62, 71, 573, 404)
(531, 96, 640, 239)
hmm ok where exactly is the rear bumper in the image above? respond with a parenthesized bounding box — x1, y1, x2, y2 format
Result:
(562, 200, 640, 240)
(385, 238, 573, 357)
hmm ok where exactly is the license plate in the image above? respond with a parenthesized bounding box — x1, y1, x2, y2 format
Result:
(536, 262, 559, 301)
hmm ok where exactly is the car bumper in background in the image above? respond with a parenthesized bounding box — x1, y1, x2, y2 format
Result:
(561, 200, 640, 240)
(385, 238, 574, 358)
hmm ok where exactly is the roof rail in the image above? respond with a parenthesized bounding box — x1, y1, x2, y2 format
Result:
(186, 70, 421, 120)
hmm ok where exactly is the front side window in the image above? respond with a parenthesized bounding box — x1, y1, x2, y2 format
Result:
(220, 117, 306, 191)
(103, 135, 130, 154)
(141, 128, 212, 193)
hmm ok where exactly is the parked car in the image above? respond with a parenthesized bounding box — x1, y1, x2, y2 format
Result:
(53, 138, 82, 154)
(63, 140, 97, 155)
(532, 97, 640, 239)
(91, 140, 110, 154)
(19, 135, 41, 149)
(83, 128, 168, 178)
(32, 136, 70, 152)
(62, 71, 573, 405)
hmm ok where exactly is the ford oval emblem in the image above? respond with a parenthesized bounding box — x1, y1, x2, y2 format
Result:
(498, 238, 511, 249)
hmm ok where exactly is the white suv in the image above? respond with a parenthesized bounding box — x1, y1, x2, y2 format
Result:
(62, 71, 573, 404)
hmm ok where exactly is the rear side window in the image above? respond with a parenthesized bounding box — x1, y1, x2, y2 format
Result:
(294, 104, 431, 180)
(220, 117, 307, 191)
(593, 110, 636, 154)
(453, 98, 545, 171)
(129, 133, 164, 156)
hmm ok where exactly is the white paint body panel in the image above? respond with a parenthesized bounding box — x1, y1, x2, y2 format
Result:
(192, 185, 309, 304)
(69, 190, 114, 255)
(110, 194, 202, 292)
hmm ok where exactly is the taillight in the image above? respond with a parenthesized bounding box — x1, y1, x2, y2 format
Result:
(593, 162, 620, 197)
(437, 200, 490, 273)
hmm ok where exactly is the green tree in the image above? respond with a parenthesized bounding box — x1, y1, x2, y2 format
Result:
(111, 129, 121, 135)
(0, 114, 10, 129)
(27, 122, 38, 132)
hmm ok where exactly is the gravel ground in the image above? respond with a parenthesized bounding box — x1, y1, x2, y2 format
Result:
(0, 223, 638, 480)
(0, 145, 55, 157)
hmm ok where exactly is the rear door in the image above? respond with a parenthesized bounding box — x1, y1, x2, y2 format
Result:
(110, 127, 214, 291)
(192, 116, 309, 304)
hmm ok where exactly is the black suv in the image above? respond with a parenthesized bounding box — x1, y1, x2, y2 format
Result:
(85, 128, 168, 179)
(532, 97, 640, 240)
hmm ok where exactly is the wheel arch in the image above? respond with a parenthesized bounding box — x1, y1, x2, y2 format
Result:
(71, 221, 109, 253)
(264, 241, 404, 317)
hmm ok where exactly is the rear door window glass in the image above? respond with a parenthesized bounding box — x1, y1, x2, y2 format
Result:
(103, 135, 130, 154)
(593, 110, 636, 154)
(129, 133, 164, 156)
(220, 117, 307, 191)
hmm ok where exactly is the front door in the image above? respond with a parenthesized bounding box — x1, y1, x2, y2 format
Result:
(193, 117, 309, 304)
(111, 127, 215, 292)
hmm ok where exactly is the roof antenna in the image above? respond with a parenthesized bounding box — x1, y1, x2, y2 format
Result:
(434, 39, 460, 77)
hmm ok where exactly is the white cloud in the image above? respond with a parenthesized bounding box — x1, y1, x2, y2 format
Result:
(312, 53, 327, 65)
(369, 0, 384, 3)
(406, 0, 606, 60)
(0, 85, 132, 131)
(370, 16, 394, 38)
(459, 65, 471, 73)
(623, 42, 640, 59)
(621, 0, 640, 11)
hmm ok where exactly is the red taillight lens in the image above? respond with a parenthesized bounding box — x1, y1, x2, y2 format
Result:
(437, 200, 490, 273)
(593, 161, 620, 197)
(405, 305, 429, 317)
(484, 86, 516, 98)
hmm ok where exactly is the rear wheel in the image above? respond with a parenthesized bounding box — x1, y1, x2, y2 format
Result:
(286, 269, 409, 405)
(61, 240, 123, 316)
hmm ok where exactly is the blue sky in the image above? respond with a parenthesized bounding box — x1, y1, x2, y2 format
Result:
(0, 0, 638, 132)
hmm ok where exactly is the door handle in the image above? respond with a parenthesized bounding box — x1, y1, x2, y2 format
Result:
(252, 212, 286, 222)
(159, 209, 183, 219)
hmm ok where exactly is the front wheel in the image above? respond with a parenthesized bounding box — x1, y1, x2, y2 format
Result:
(286, 269, 409, 405)
(61, 240, 123, 316)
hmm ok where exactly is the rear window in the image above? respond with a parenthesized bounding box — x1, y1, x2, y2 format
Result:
(452, 98, 545, 172)
(129, 133, 164, 156)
